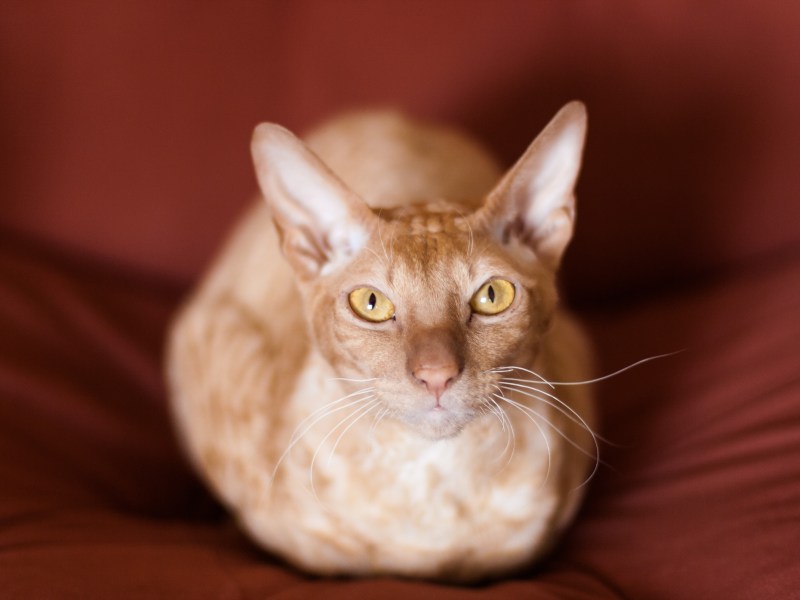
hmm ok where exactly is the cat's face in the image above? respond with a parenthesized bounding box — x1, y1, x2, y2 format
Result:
(251, 102, 587, 440)
(307, 205, 558, 439)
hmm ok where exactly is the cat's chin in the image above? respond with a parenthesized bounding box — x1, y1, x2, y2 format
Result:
(400, 408, 475, 441)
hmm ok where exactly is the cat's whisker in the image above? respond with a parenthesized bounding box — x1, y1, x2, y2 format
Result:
(308, 397, 378, 503)
(489, 366, 555, 389)
(499, 380, 616, 448)
(326, 376, 379, 383)
(494, 392, 600, 488)
(498, 382, 601, 456)
(327, 399, 381, 467)
(492, 352, 681, 452)
(478, 404, 501, 443)
(492, 393, 551, 487)
(481, 400, 513, 467)
(498, 380, 576, 416)
(271, 403, 362, 487)
(543, 351, 684, 386)
(500, 382, 614, 476)
(270, 388, 376, 483)
(283, 387, 376, 451)
(481, 400, 505, 433)
(487, 396, 515, 472)
(499, 376, 552, 387)
(493, 351, 681, 389)
(369, 406, 391, 435)
(498, 381, 601, 442)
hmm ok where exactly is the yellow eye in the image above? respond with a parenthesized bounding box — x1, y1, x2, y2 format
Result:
(470, 279, 515, 315)
(348, 287, 395, 322)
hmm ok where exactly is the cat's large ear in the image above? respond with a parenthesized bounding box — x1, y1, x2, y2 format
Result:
(473, 101, 587, 269)
(251, 124, 377, 280)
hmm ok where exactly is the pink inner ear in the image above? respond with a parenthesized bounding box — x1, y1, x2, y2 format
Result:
(529, 207, 576, 268)
(278, 227, 328, 280)
(498, 214, 530, 246)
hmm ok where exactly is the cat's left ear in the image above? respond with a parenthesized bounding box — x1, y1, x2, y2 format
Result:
(473, 101, 587, 269)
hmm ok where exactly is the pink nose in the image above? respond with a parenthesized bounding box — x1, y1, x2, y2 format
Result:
(412, 363, 459, 399)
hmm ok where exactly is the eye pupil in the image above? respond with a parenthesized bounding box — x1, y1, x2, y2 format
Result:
(349, 288, 395, 322)
(469, 279, 514, 316)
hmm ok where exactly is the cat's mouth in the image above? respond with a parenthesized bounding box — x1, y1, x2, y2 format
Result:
(399, 404, 477, 440)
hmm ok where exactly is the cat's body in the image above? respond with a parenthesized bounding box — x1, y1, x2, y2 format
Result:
(167, 105, 596, 582)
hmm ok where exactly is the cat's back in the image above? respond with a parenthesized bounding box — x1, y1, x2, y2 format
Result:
(305, 111, 502, 209)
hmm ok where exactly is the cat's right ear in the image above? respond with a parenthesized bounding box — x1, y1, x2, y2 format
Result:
(251, 124, 377, 280)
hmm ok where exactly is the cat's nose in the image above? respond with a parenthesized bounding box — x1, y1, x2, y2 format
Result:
(407, 326, 464, 400)
(412, 363, 459, 400)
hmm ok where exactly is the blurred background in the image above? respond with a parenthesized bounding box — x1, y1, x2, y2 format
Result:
(2, 1, 798, 306)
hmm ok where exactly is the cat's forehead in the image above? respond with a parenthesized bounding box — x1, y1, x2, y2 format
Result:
(379, 201, 473, 236)
(378, 205, 474, 275)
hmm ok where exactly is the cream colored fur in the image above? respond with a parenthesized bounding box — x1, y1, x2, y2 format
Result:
(166, 103, 596, 582)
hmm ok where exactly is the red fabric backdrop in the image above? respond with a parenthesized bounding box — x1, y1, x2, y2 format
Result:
(1, 2, 799, 598)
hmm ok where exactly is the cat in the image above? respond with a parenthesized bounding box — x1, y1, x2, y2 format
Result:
(166, 101, 596, 583)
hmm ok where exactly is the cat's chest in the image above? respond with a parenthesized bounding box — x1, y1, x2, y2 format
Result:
(275, 358, 554, 536)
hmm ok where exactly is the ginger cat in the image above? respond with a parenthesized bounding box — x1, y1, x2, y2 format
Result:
(167, 102, 596, 582)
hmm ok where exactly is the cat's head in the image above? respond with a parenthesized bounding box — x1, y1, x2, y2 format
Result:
(252, 103, 587, 440)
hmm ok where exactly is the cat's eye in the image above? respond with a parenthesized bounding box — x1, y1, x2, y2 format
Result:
(470, 279, 515, 315)
(348, 287, 396, 322)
